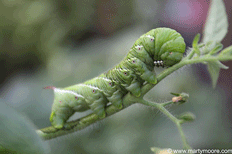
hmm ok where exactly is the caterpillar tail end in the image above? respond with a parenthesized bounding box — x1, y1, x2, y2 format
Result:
(50, 111, 64, 129)
(49, 111, 55, 122)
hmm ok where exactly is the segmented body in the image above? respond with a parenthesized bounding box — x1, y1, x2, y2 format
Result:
(48, 27, 186, 129)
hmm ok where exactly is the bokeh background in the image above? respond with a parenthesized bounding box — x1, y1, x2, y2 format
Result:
(1, 0, 232, 153)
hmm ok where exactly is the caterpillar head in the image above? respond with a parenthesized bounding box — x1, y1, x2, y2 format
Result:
(154, 28, 186, 67)
(159, 38, 185, 66)
(134, 28, 186, 67)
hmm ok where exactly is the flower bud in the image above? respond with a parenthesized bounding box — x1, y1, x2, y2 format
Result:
(178, 112, 196, 123)
(170, 92, 189, 105)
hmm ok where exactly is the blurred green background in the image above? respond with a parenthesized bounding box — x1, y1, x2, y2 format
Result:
(0, 0, 232, 153)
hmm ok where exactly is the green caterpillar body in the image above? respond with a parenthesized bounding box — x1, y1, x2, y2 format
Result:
(84, 76, 126, 109)
(117, 57, 157, 84)
(66, 84, 108, 119)
(126, 45, 154, 70)
(47, 27, 186, 129)
(106, 68, 142, 97)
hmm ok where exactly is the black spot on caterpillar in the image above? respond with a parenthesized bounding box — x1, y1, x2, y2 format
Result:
(46, 27, 186, 129)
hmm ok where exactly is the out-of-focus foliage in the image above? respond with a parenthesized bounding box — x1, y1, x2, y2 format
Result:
(201, 0, 229, 88)
(0, 0, 135, 86)
(0, 0, 232, 153)
(0, 0, 63, 85)
(1, 27, 231, 153)
(0, 102, 50, 154)
(203, 0, 228, 43)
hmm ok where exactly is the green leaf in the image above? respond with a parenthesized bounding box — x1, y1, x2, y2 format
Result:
(219, 45, 232, 56)
(200, 41, 223, 56)
(199, 41, 214, 55)
(0, 102, 50, 154)
(203, 0, 228, 43)
(207, 61, 229, 88)
(192, 33, 200, 56)
(187, 34, 200, 59)
(209, 43, 223, 55)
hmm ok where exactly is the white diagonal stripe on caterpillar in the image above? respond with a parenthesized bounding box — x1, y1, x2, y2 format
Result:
(54, 88, 84, 98)
(78, 84, 101, 90)
(95, 77, 112, 82)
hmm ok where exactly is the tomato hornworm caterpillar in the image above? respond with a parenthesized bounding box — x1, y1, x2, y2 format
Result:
(46, 27, 186, 129)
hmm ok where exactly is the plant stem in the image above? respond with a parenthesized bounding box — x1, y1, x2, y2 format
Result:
(141, 55, 232, 95)
(138, 99, 192, 150)
(176, 122, 192, 150)
(160, 101, 174, 107)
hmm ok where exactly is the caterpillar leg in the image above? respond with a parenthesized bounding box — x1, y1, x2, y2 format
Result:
(106, 68, 142, 97)
(124, 57, 157, 84)
(70, 84, 108, 119)
(84, 76, 124, 109)
(88, 99, 106, 118)
(140, 71, 157, 84)
(50, 109, 75, 129)
(107, 90, 124, 109)
(85, 92, 107, 118)
(50, 111, 65, 129)
(122, 78, 141, 97)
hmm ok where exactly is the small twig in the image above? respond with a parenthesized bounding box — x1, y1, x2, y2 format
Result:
(138, 99, 192, 150)
(160, 101, 174, 107)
